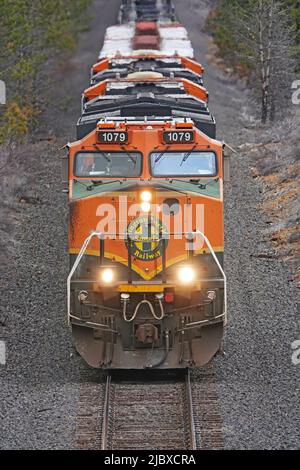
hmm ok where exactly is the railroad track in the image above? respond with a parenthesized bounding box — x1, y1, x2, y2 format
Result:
(74, 366, 224, 450)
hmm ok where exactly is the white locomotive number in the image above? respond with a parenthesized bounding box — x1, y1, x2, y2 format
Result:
(164, 131, 194, 143)
(98, 131, 128, 143)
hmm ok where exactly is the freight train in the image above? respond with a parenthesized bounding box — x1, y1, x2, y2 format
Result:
(63, 0, 229, 369)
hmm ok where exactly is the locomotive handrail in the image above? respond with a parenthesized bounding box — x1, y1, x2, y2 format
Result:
(67, 230, 227, 326)
(67, 230, 100, 326)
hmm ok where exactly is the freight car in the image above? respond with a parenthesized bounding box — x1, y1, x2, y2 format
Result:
(100, 17, 193, 59)
(64, 0, 229, 369)
(119, 0, 176, 23)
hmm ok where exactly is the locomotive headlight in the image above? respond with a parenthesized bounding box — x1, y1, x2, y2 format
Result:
(101, 268, 114, 283)
(178, 266, 195, 284)
(141, 201, 151, 212)
(141, 190, 152, 202)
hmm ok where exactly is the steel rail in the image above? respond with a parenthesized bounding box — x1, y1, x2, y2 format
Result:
(101, 372, 111, 450)
(99, 370, 197, 450)
(185, 370, 197, 450)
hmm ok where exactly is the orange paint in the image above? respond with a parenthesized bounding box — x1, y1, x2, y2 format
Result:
(181, 78, 208, 102)
(181, 57, 204, 75)
(83, 79, 108, 100)
(83, 76, 208, 105)
(92, 58, 109, 74)
(91, 55, 204, 79)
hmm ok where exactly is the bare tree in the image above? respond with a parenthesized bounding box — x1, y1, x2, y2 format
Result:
(230, 0, 296, 123)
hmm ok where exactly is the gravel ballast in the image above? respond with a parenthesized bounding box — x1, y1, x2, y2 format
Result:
(173, 0, 299, 449)
(0, 0, 121, 450)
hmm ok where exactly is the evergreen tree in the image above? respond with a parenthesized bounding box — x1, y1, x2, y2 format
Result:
(207, 0, 298, 122)
(0, 0, 92, 142)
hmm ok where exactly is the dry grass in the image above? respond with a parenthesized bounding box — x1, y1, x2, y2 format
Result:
(0, 140, 55, 269)
(251, 147, 300, 282)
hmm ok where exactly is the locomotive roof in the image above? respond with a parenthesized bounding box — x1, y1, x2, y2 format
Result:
(76, 94, 216, 140)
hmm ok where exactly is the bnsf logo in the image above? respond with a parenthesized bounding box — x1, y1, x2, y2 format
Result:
(126, 215, 169, 261)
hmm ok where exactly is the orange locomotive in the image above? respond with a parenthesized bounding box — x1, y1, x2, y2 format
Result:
(91, 55, 204, 83)
(82, 76, 209, 106)
(64, 118, 228, 368)
(64, 0, 229, 369)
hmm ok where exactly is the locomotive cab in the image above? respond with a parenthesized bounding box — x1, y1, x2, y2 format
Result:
(66, 118, 227, 369)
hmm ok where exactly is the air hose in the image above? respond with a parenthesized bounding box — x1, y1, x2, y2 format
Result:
(123, 298, 164, 322)
(145, 329, 170, 369)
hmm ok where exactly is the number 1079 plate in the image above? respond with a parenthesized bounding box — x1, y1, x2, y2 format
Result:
(163, 130, 195, 144)
(97, 131, 128, 143)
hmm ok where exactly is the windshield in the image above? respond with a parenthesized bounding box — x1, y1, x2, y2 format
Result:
(74, 151, 142, 177)
(150, 151, 217, 177)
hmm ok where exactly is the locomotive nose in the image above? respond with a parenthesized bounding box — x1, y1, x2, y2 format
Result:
(66, 0, 226, 369)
